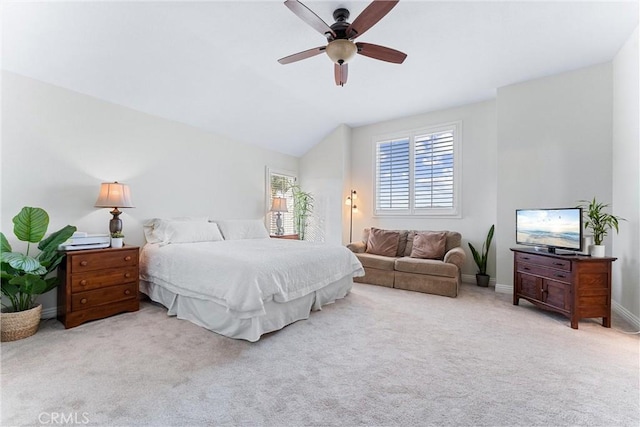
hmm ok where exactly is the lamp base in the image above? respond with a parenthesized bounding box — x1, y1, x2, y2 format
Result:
(109, 208, 123, 234)
(275, 212, 284, 236)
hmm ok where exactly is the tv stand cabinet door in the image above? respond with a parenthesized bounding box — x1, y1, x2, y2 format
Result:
(516, 272, 541, 302)
(543, 279, 570, 313)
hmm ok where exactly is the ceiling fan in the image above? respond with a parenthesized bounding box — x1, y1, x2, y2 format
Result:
(278, 0, 407, 86)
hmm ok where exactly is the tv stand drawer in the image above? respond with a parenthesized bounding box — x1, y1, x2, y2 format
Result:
(515, 252, 572, 271)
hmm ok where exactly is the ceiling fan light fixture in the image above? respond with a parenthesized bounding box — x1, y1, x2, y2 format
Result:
(325, 39, 357, 64)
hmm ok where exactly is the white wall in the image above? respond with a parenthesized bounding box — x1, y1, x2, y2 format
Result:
(1, 71, 298, 316)
(495, 63, 613, 292)
(350, 100, 498, 278)
(612, 26, 640, 326)
(299, 124, 351, 245)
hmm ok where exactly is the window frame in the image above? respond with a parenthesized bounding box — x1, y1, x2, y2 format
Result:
(372, 121, 462, 218)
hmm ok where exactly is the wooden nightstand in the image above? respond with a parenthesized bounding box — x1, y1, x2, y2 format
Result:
(57, 246, 140, 329)
(270, 234, 299, 240)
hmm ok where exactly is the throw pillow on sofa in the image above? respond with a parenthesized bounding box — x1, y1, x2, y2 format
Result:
(366, 228, 400, 257)
(410, 231, 447, 259)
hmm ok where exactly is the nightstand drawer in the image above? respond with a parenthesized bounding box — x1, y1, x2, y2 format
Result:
(71, 248, 138, 273)
(72, 283, 137, 310)
(71, 266, 138, 292)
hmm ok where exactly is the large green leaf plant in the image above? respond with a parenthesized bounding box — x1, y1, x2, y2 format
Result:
(1, 207, 76, 312)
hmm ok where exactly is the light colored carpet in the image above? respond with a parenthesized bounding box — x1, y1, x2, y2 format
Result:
(2, 283, 639, 426)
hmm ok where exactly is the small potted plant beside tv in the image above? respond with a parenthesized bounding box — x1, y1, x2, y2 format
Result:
(468, 224, 494, 287)
(1, 207, 76, 341)
(578, 198, 624, 257)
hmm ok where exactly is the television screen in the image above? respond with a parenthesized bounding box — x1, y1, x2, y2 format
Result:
(516, 208, 582, 252)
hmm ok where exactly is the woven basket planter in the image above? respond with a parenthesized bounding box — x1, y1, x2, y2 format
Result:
(1, 304, 42, 342)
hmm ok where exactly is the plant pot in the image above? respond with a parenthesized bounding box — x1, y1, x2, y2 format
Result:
(1, 304, 42, 342)
(475, 273, 490, 287)
(111, 237, 124, 248)
(590, 245, 605, 258)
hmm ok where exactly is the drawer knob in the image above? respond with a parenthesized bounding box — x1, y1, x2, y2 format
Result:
(555, 274, 566, 278)
(553, 262, 565, 266)
(80, 280, 87, 286)
(80, 298, 87, 304)
(124, 273, 131, 278)
(80, 261, 88, 267)
(124, 289, 131, 295)
(124, 256, 132, 261)
(523, 267, 530, 271)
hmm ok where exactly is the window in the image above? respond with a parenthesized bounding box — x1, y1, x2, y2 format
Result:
(374, 122, 461, 217)
(266, 168, 296, 235)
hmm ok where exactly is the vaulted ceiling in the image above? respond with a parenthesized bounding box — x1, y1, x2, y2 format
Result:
(3, 1, 638, 157)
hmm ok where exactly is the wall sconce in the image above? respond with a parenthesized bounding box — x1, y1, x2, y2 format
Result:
(94, 181, 134, 234)
(270, 197, 289, 236)
(345, 189, 357, 242)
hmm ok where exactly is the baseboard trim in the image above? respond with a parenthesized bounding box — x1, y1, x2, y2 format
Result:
(461, 274, 496, 287)
(494, 283, 513, 294)
(476, 283, 639, 329)
(41, 306, 57, 320)
(612, 301, 640, 331)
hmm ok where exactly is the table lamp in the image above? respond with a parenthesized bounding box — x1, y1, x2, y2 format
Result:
(95, 181, 134, 234)
(270, 197, 288, 236)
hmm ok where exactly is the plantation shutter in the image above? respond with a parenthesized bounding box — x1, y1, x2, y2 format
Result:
(414, 130, 454, 209)
(376, 138, 410, 212)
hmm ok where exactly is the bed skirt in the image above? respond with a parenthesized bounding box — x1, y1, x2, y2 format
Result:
(140, 275, 353, 342)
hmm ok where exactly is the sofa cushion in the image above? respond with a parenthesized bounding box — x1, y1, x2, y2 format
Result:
(366, 228, 400, 257)
(362, 228, 409, 257)
(405, 231, 462, 256)
(410, 231, 447, 259)
(394, 257, 458, 278)
(354, 253, 397, 271)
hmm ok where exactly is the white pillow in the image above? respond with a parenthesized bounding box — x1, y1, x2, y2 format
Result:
(215, 219, 270, 240)
(143, 217, 209, 244)
(163, 221, 223, 244)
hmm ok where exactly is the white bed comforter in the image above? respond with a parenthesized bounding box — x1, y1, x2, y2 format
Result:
(139, 238, 364, 319)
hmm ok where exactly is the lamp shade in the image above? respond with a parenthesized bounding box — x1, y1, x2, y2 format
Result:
(95, 182, 134, 208)
(326, 39, 357, 64)
(270, 197, 288, 213)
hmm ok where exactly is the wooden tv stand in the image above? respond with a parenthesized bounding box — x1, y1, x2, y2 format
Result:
(511, 248, 616, 329)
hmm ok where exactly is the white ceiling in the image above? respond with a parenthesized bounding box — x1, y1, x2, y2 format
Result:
(3, 1, 638, 157)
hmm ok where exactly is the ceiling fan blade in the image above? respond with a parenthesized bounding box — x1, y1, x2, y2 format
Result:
(347, 0, 399, 40)
(334, 63, 348, 86)
(284, 0, 336, 39)
(278, 46, 326, 65)
(356, 42, 407, 64)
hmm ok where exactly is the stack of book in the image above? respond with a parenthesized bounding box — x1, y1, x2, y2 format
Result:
(58, 232, 110, 251)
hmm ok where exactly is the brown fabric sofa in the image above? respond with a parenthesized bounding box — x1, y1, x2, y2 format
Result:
(347, 228, 466, 298)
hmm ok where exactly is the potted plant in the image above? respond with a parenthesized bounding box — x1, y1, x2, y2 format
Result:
(577, 198, 625, 257)
(111, 231, 124, 248)
(1, 207, 76, 341)
(468, 224, 495, 287)
(291, 185, 314, 240)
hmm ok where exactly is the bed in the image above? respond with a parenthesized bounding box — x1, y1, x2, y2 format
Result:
(139, 218, 364, 341)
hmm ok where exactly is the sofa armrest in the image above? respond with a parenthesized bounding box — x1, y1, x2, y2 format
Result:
(443, 246, 466, 270)
(347, 241, 366, 253)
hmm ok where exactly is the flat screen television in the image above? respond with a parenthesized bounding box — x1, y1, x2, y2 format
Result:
(516, 208, 583, 253)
